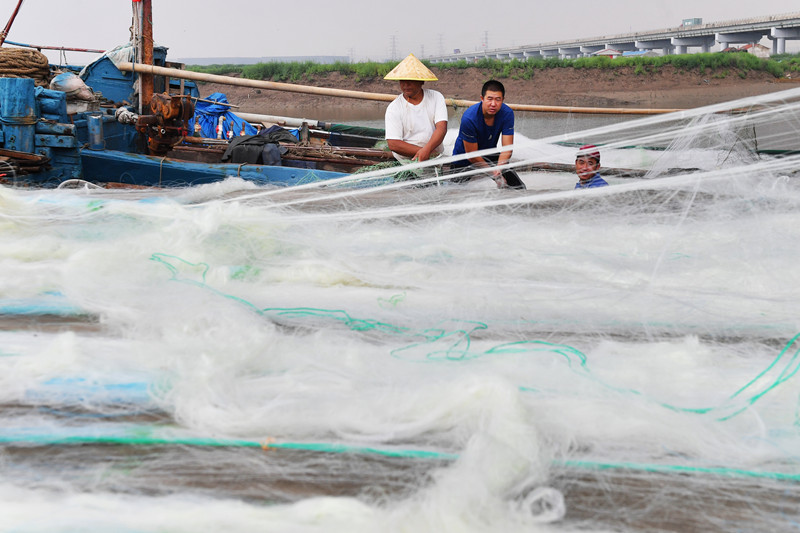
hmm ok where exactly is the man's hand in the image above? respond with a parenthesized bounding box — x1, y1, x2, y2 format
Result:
(413, 145, 433, 162)
(492, 170, 508, 189)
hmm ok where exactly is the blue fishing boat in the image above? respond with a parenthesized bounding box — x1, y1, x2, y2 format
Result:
(0, 76, 358, 188)
(0, 0, 387, 189)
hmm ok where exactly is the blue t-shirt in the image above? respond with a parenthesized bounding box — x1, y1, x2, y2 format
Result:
(575, 174, 609, 189)
(452, 102, 515, 167)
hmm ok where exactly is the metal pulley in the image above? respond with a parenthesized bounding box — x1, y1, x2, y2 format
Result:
(135, 93, 195, 155)
(150, 93, 194, 123)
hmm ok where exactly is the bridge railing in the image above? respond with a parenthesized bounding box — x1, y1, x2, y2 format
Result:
(427, 11, 800, 62)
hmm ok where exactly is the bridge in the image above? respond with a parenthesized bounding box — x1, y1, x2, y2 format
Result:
(428, 12, 800, 62)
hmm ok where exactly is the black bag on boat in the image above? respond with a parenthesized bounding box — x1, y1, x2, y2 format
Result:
(221, 126, 299, 165)
(221, 135, 283, 165)
(258, 125, 301, 144)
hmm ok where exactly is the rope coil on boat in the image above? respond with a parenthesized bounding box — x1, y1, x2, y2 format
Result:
(0, 48, 50, 86)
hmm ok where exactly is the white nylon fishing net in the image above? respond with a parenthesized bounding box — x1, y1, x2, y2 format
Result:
(1, 86, 800, 532)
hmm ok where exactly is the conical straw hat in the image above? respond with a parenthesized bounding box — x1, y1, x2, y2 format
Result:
(384, 53, 438, 81)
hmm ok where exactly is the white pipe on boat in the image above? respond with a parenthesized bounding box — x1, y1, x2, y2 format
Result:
(116, 62, 683, 115)
(235, 112, 322, 129)
(117, 62, 396, 103)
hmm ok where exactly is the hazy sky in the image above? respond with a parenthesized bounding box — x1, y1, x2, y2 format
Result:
(5, 0, 800, 64)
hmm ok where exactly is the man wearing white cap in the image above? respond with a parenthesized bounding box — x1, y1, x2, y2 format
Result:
(574, 144, 609, 189)
(384, 54, 448, 162)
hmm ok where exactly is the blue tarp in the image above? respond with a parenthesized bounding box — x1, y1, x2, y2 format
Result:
(191, 93, 259, 139)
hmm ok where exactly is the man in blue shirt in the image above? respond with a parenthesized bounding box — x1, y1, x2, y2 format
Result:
(451, 80, 525, 189)
(574, 144, 609, 189)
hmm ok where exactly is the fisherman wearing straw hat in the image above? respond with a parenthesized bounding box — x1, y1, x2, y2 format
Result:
(384, 53, 448, 162)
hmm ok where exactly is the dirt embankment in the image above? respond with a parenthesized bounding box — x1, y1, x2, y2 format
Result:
(197, 65, 797, 117)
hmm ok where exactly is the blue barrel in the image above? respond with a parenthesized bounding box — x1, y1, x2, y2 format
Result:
(86, 112, 105, 150)
(0, 78, 37, 153)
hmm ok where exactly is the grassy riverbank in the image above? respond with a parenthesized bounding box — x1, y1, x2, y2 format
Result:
(193, 52, 800, 113)
(187, 52, 800, 83)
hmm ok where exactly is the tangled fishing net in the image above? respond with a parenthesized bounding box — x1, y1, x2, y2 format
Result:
(1, 86, 800, 532)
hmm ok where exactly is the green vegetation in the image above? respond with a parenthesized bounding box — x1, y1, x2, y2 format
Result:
(187, 60, 394, 82)
(435, 53, 799, 79)
(186, 52, 800, 81)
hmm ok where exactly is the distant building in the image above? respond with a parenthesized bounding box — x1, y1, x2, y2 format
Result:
(593, 48, 623, 58)
(622, 50, 660, 57)
(721, 44, 771, 57)
(681, 18, 703, 27)
(738, 43, 771, 58)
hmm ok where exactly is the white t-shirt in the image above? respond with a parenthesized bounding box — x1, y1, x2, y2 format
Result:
(385, 89, 448, 160)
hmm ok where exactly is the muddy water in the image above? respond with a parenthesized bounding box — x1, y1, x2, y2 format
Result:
(295, 105, 641, 140)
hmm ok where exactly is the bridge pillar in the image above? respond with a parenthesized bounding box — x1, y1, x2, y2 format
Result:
(672, 36, 715, 53)
(523, 50, 542, 59)
(558, 46, 582, 59)
(604, 42, 638, 51)
(580, 45, 604, 57)
(771, 27, 800, 54)
(715, 31, 768, 49)
(636, 39, 673, 55)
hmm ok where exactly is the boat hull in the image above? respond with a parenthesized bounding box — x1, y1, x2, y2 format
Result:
(80, 148, 348, 188)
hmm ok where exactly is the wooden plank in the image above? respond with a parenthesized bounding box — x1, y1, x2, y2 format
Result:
(0, 147, 49, 164)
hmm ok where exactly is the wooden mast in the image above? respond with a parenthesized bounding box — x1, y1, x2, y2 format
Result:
(0, 0, 25, 47)
(139, 0, 154, 111)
